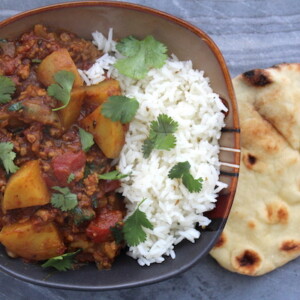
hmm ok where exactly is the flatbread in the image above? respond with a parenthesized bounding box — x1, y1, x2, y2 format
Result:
(210, 63, 300, 276)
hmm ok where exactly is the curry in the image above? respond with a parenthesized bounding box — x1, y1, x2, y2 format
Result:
(0, 25, 127, 269)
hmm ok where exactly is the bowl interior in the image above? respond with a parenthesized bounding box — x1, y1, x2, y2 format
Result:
(0, 1, 240, 290)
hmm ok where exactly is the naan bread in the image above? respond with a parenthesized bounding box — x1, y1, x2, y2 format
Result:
(210, 63, 300, 276)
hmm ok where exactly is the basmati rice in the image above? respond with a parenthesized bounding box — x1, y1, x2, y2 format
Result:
(79, 29, 227, 266)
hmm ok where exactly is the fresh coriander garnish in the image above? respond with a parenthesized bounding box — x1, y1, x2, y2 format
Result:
(0, 75, 16, 103)
(0, 142, 19, 174)
(92, 195, 99, 209)
(79, 127, 94, 152)
(168, 161, 203, 193)
(8, 102, 24, 111)
(47, 70, 75, 111)
(31, 59, 42, 64)
(142, 114, 178, 158)
(67, 173, 75, 184)
(98, 170, 129, 180)
(123, 199, 153, 246)
(72, 207, 95, 225)
(101, 96, 139, 124)
(115, 35, 167, 79)
(83, 162, 99, 178)
(41, 249, 81, 271)
(51, 186, 78, 211)
(110, 224, 124, 244)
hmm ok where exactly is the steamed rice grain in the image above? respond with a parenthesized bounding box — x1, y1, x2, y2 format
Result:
(80, 30, 227, 266)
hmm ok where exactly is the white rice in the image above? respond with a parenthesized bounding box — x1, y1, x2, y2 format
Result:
(79, 29, 227, 266)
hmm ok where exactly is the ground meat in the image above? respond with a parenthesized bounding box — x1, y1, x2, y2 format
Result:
(0, 55, 22, 76)
(16, 27, 60, 60)
(84, 173, 99, 196)
(58, 31, 101, 69)
(0, 41, 15, 57)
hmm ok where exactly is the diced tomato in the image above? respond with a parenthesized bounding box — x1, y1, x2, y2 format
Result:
(51, 150, 86, 185)
(103, 180, 121, 193)
(42, 172, 58, 188)
(86, 209, 123, 243)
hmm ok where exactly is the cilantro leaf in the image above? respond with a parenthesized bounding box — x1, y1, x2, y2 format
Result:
(123, 199, 153, 246)
(116, 35, 140, 57)
(182, 173, 203, 193)
(0, 76, 16, 104)
(115, 35, 168, 79)
(168, 161, 203, 193)
(91, 194, 99, 209)
(51, 186, 78, 211)
(67, 173, 75, 183)
(101, 96, 139, 124)
(142, 114, 178, 158)
(8, 102, 24, 111)
(141, 138, 155, 159)
(98, 170, 129, 180)
(72, 207, 95, 225)
(41, 249, 81, 271)
(168, 161, 191, 178)
(83, 161, 104, 178)
(79, 127, 94, 152)
(110, 224, 124, 244)
(0, 142, 19, 174)
(47, 70, 75, 111)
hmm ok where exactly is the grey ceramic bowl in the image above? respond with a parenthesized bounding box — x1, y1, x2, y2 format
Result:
(0, 1, 240, 290)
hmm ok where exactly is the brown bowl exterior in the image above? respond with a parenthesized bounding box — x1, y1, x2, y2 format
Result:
(0, 1, 240, 290)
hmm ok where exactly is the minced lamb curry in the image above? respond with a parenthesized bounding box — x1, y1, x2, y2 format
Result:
(0, 25, 127, 270)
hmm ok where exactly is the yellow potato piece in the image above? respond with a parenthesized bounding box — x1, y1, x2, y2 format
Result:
(69, 239, 93, 251)
(0, 221, 65, 261)
(2, 160, 50, 212)
(80, 105, 125, 159)
(58, 88, 85, 130)
(84, 79, 121, 106)
(37, 48, 83, 87)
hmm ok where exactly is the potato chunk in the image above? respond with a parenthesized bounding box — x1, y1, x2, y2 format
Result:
(69, 238, 93, 251)
(37, 48, 83, 87)
(84, 79, 121, 106)
(0, 221, 65, 261)
(80, 105, 125, 158)
(2, 160, 50, 212)
(58, 88, 85, 130)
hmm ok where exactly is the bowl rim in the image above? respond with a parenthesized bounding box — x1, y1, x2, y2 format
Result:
(0, 0, 240, 291)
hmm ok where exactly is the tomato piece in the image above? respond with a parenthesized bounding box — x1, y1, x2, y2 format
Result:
(103, 180, 121, 194)
(86, 209, 123, 243)
(42, 172, 58, 188)
(51, 151, 86, 185)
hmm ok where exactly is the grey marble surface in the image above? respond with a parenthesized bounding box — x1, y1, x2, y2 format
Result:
(0, 0, 300, 299)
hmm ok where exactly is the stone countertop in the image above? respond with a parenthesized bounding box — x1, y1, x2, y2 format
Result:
(0, 0, 299, 299)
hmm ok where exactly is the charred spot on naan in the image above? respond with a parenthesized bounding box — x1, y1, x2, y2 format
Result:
(280, 240, 300, 253)
(242, 152, 257, 169)
(242, 69, 272, 87)
(232, 249, 262, 275)
(214, 232, 227, 248)
(247, 154, 257, 165)
(247, 221, 256, 229)
(277, 207, 289, 223)
(241, 150, 266, 172)
(265, 203, 289, 224)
